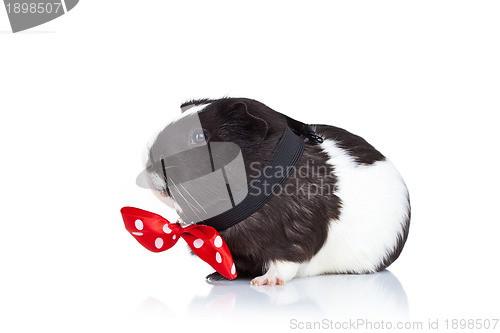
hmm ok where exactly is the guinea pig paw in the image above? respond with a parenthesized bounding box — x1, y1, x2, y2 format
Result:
(250, 275, 285, 286)
(250, 261, 299, 286)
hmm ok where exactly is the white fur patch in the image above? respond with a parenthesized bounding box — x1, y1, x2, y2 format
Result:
(296, 139, 409, 276)
(149, 172, 166, 190)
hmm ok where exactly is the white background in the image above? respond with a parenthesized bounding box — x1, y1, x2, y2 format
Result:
(1, 1, 499, 332)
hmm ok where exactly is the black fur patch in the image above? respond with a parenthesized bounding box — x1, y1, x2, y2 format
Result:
(312, 125, 385, 165)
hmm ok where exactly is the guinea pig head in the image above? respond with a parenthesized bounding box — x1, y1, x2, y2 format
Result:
(142, 98, 288, 223)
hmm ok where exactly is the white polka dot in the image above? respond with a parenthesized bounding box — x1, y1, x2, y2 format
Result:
(214, 236, 223, 248)
(163, 224, 172, 234)
(155, 238, 164, 249)
(135, 219, 143, 230)
(193, 239, 204, 248)
(231, 263, 236, 275)
(215, 252, 222, 263)
(132, 232, 143, 236)
(172, 234, 176, 240)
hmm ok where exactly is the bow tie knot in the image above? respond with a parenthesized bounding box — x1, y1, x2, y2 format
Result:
(121, 207, 237, 279)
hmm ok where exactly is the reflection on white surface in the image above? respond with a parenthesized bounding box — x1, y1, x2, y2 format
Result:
(196, 270, 408, 319)
(134, 270, 409, 329)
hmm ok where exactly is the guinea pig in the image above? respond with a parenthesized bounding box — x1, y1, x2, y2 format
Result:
(143, 97, 410, 285)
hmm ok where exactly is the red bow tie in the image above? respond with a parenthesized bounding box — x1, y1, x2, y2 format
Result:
(120, 207, 237, 280)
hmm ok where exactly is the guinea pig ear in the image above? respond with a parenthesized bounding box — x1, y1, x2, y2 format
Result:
(220, 102, 269, 140)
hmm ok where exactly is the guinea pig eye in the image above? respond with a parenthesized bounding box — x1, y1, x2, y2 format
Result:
(190, 128, 209, 145)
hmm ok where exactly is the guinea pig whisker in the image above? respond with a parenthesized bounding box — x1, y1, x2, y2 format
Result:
(180, 184, 207, 214)
(169, 180, 203, 220)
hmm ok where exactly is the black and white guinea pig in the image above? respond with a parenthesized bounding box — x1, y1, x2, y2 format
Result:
(145, 97, 410, 285)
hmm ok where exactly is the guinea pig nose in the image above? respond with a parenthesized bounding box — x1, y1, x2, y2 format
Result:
(160, 191, 169, 197)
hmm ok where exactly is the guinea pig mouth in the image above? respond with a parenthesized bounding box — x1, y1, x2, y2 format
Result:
(160, 191, 169, 197)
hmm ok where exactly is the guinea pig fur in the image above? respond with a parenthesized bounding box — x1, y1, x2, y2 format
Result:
(145, 97, 410, 285)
